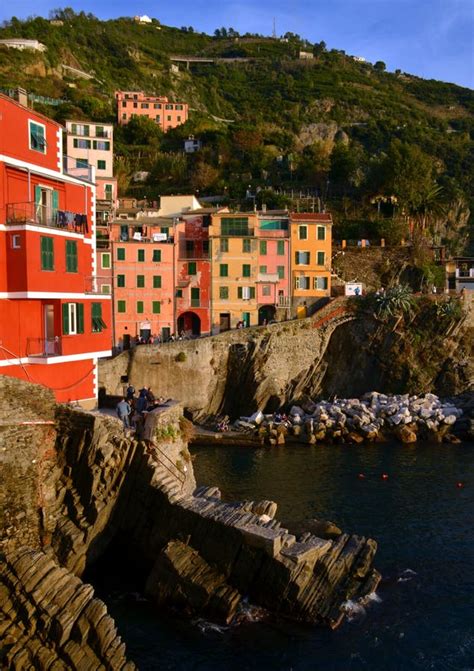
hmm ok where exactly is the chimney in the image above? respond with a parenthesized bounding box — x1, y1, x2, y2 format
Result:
(16, 87, 28, 107)
(261, 203, 267, 212)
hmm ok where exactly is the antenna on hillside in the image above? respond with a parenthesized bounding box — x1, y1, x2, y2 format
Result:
(272, 17, 276, 38)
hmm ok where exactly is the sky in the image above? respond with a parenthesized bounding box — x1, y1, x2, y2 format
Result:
(1, 0, 473, 88)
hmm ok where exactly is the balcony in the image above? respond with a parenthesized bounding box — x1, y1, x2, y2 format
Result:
(277, 296, 291, 308)
(179, 249, 210, 260)
(63, 155, 94, 182)
(84, 276, 112, 294)
(257, 272, 280, 283)
(6, 202, 88, 234)
(176, 296, 209, 310)
(27, 337, 62, 358)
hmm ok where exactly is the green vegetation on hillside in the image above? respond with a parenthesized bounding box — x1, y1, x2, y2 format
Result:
(1, 9, 472, 253)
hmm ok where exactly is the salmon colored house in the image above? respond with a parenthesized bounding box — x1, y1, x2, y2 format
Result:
(256, 213, 291, 322)
(0, 93, 112, 407)
(115, 91, 189, 132)
(290, 212, 332, 316)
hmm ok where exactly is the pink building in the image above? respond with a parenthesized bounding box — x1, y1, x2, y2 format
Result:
(115, 91, 189, 132)
(256, 213, 291, 322)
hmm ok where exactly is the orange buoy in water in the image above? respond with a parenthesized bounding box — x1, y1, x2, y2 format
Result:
(358, 473, 365, 479)
(456, 482, 464, 489)
(382, 473, 389, 480)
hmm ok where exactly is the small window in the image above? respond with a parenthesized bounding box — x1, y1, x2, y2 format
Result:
(92, 302, 107, 332)
(152, 301, 161, 314)
(220, 239, 229, 253)
(167, 115, 171, 121)
(219, 286, 229, 299)
(137, 275, 145, 288)
(137, 301, 144, 314)
(62, 302, 84, 335)
(188, 262, 197, 275)
(260, 240, 267, 255)
(102, 284, 111, 294)
(177, 116, 181, 122)
(40, 236, 54, 271)
(298, 225, 308, 240)
(259, 265, 267, 274)
(314, 276, 328, 290)
(262, 285, 271, 296)
(65, 240, 78, 273)
(117, 275, 125, 287)
(317, 251, 325, 265)
(176, 289, 183, 298)
(295, 276, 310, 290)
(295, 251, 310, 265)
(29, 120, 46, 153)
(153, 275, 162, 288)
(122, 101, 127, 108)
(11, 234, 21, 249)
(76, 158, 88, 168)
(117, 300, 126, 313)
(122, 113, 127, 120)
(277, 240, 285, 256)
(101, 253, 111, 269)
(153, 249, 161, 262)
(242, 264, 251, 277)
(220, 264, 228, 277)
(154, 103, 162, 109)
(137, 249, 145, 262)
(98, 160, 106, 170)
(242, 239, 251, 253)
(317, 226, 326, 241)
(117, 247, 125, 261)
(155, 115, 161, 122)
(277, 265, 285, 279)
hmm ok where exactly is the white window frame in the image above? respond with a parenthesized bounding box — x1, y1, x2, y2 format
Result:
(68, 303, 77, 335)
(11, 234, 21, 249)
(317, 226, 326, 240)
(295, 276, 310, 290)
(242, 286, 251, 300)
(298, 225, 308, 240)
(101, 284, 111, 294)
(314, 276, 328, 290)
(296, 251, 310, 265)
(29, 119, 46, 154)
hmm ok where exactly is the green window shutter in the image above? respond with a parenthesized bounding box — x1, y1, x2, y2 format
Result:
(76, 303, 84, 333)
(260, 241, 267, 255)
(117, 247, 125, 261)
(92, 302, 104, 332)
(317, 252, 325, 265)
(243, 265, 251, 277)
(62, 303, 69, 335)
(35, 185, 42, 207)
(153, 275, 162, 288)
(137, 249, 145, 262)
(153, 250, 161, 262)
(219, 286, 228, 299)
(101, 253, 110, 269)
(118, 300, 126, 313)
(220, 239, 228, 252)
(188, 262, 197, 275)
(41, 237, 54, 270)
(220, 264, 228, 277)
(152, 301, 161, 314)
(277, 240, 285, 255)
(66, 241, 78, 272)
(277, 265, 285, 279)
(259, 265, 267, 274)
(238, 287, 243, 299)
(242, 239, 251, 253)
(117, 275, 125, 287)
(137, 301, 144, 314)
(137, 275, 145, 288)
(52, 190, 59, 215)
(250, 287, 256, 299)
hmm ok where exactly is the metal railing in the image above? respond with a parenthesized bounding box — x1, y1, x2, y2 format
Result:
(84, 276, 112, 294)
(63, 155, 94, 182)
(6, 202, 87, 233)
(27, 337, 62, 357)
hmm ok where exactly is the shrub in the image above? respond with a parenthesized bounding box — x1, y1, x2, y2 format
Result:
(175, 351, 187, 362)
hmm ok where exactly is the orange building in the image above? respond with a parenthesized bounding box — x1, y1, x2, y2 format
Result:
(115, 91, 189, 132)
(0, 93, 112, 407)
(290, 213, 332, 316)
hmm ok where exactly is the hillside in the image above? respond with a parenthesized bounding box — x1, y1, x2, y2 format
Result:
(1, 10, 473, 253)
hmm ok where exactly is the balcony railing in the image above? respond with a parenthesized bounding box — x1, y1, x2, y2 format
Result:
(179, 249, 210, 260)
(63, 155, 94, 182)
(27, 337, 62, 358)
(257, 272, 280, 283)
(6, 202, 88, 233)
(277, 296, 291, 308)
(85, 276, 112, 294)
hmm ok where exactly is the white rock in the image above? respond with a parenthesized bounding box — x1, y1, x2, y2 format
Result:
(249, 410, 264, 425)
(290, 405, 305, 417)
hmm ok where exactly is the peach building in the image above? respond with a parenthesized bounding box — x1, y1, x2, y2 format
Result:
(115, 91, 189, 131)
(289, 212, 332, 316)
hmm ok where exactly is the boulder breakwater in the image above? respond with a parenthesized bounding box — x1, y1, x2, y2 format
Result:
(0, 377, 380, 669)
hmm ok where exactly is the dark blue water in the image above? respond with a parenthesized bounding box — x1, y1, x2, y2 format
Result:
(106, 443, 474, 671)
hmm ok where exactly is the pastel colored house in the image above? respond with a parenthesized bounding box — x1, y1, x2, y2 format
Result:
(115, 91, 188, 132)
(256, 213, 291, 322)
(0, 93, 112, 407)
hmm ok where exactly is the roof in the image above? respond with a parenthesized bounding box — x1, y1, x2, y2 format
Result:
(0, 92, 62, 129)
(290, 213, 333, 222)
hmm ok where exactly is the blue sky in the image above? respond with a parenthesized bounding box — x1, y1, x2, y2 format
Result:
(2, 0, 473, 88)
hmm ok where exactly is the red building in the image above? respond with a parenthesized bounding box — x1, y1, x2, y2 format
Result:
(0, 93, 112, 408)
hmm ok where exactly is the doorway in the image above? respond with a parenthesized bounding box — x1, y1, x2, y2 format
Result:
(219, 313, 230, 332)
(43, 304, 56, 354)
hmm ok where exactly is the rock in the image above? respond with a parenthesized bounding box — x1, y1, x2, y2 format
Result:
(442, 415, 457, 425)
(290, 406, 305, 417)
(252, 500, 278, 519)
(397, 426, 417, 444)
(347, 432, 364, 444)
(249, 410, 264, 425)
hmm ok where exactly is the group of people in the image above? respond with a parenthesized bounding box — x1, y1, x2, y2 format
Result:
(133, 330, 189, 346)
(116, 383, 167, 436)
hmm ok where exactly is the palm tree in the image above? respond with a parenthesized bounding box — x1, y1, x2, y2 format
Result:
(408, 185, 446, 236)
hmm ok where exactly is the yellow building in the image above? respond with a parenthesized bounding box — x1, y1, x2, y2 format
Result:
(290, 213, 332, 316)
(209, 213, 259, 332)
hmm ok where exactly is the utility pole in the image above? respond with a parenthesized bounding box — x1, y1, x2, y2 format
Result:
(272, 17, 276, 38)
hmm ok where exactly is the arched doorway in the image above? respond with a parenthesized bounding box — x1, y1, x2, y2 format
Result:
(177, 311, 201, 336)
(258, 304, 276, 325)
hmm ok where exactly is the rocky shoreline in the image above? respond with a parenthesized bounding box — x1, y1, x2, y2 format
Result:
(198, 392, 474, 447)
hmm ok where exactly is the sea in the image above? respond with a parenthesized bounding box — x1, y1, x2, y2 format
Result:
(95, 442, 474, 671)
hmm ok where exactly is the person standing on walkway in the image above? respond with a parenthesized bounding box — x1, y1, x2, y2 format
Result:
(116, 397, 132, 434)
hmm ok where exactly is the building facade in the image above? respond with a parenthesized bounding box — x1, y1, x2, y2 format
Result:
(256, 214, 291, 322)
(0, 93, 112, 407)
(115, 91, 189, 131)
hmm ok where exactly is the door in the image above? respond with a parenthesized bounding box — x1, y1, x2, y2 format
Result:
(44, 304, 55, 354)
(162, 326, 171, 342)
(219, 313, 230, 332)
(35, 187, 57, 226)
(191, 287, 200, 307)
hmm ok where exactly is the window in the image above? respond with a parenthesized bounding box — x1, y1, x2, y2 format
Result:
(122, 101, 127, 108)
(141, 103, 149, 109)
(177, 116, 181, 122)
(155, 115, 161, 122)
(122, 113, 127, 120)
(137, 275, 145, 288)
(117, 275, 125, 287)
(220, 264, 228, 277)
(117, 300, 126, 313)
(62, 303, 84, 335)
(98, 160, 106, 170)
(73, 138, 91, 149)
(96, 126, 106, 137)
(176, 289, 183, 298)
(298, 225, 308, 240)
(295, 251, 310, 265)
(153, 275, 162, 288)
(137, 249, 145, 262)
(137, 301, 144, 314)
(238, 287, 255, 299)
(161, 227, 169, 236)
(317, 251, 325, 265)
(152, 249, 161, 262)
(154, 103, 162, 109)
(220, 238, 229, 253)
(152, 301, 161, 314)
(242, 239, 251, 253)
(92, 303, 107, 332)
(259, 265, 267, 274)
(117, 247, 125, 261)
(176, 104, 184, 110)
(263, 285, 271, 296)
(221, 217, 249, 236)
(29, 120, 46, 153)
(71, 123, 89, 136)
(101, 253, 110, 269)
(133, 102, 138, 108)
(277, 265, 285, 279)
(314, 276, 328, 290)
(11, 234, 21, 249)
(277, 240, 285, 255)
(167, 116, 171, 122)
(40, 236, 54, 271)
(102, 285, 111, 294)
(65, 240, 78, 273)
(219, 286, 229, 299)
(105, 184, 113, 199)
(191, 287, 200, 307)
(165, 104, 173, 110)
(260, 240, 267, 255)
(93, 141, 110, 151)
(76, 158, 88, 169)
(188, 262, 197, 275)
(295, 276, 310, 290)
(317, 226, 326, 240)
(242, 264, 251, 277)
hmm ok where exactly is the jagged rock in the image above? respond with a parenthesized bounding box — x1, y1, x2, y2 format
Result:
(252, 500, 278, 519)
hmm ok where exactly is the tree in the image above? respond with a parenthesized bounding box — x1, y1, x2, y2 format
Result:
(190, 161, 219, 190)
(374, 61, 386, 72)
(123, 116, 163, 147)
